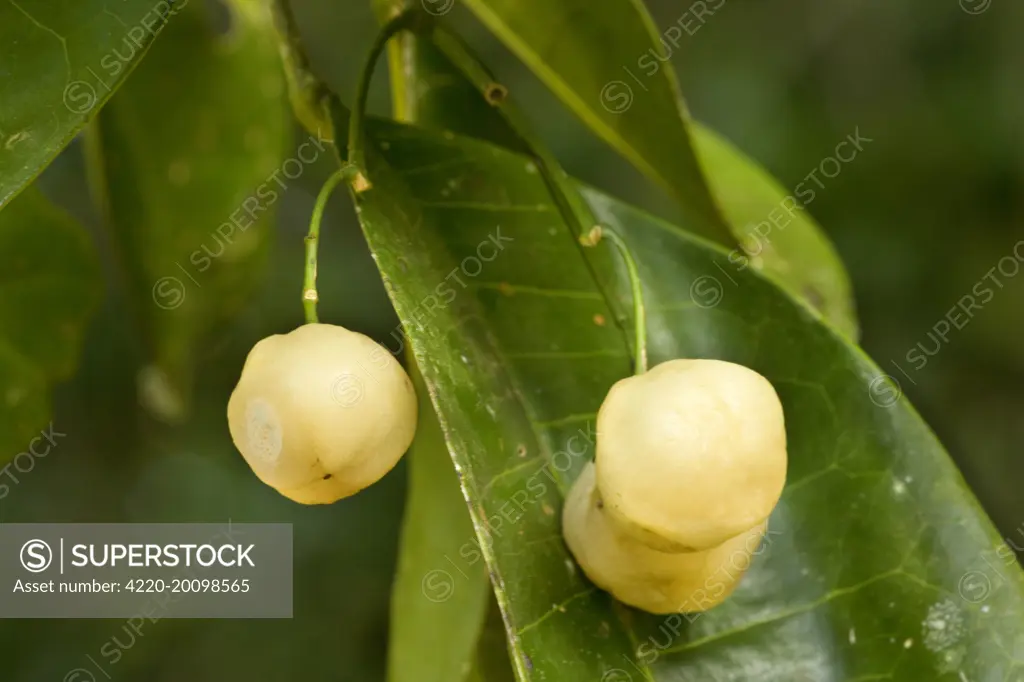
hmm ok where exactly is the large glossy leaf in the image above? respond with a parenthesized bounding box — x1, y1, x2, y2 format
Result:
(337, 114, 1024, 680)
(87, 0, 290, 418)
(388, 363, 491, 682)
(455, 0, 858, 336)
(0, 186, 100, 461)
(0, 0, 180, 208)
(373, 6, 514, 679)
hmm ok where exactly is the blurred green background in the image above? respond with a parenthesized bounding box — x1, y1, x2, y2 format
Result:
(4, 0, 1023, 679)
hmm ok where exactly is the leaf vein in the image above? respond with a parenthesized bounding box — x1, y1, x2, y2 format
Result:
(470, 282, 603, 300)
(515, 587, 597, 637)
(662, 569, 904, 656)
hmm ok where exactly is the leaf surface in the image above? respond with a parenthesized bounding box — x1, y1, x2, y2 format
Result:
(458, 0, 857, 334)
(0, 186, 100, 461)
(388, 363, 491, 682)
(0, 0, 180, 208)
(340, 115, 1024, 681)
(690, 124, 858, 338)
(370, 6, 520, 678)
(468, 596, 518, 682)
(459, 0, 730, 245)
(87, 0, 290, 418)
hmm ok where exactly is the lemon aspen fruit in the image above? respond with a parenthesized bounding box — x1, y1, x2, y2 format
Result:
(597, 358, 787, 552)
(227, 323, 417, 504)
(340, 31, 784, 613)
(562, 358, 787, 613)
(564, 463, 768, 614)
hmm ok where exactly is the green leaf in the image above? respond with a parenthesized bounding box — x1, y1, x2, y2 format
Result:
(87, 0, 291, 418)
(388, 361, 491, 682)
(0, 186, 100, 461)
(0, 0, 180, 208)
(691, 124, 859, 338)
(456, 0, 858, 335)
(372, 9, 510, 678)
(467, 597, 518, 682)
(339, 115, 1024, 680)
(371, 0, 527, 154)
(458, 0, 730, 244)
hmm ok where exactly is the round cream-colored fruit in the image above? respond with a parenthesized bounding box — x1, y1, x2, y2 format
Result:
(564, 463, 765, 614)
(227, 323, 417, 504)
(596, 359, 786, 552)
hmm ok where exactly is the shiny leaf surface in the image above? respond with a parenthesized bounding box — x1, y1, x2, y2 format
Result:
(0, 0, 180, 208)
(459, 0, 730, 245)
(458, 0, 858, 334)
(341, 115, 1024, 681)
(691, 123, 858, 338)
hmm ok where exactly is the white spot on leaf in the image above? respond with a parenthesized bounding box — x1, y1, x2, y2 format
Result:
(5, 130, 30, 149)
(923, 599, 965, 653)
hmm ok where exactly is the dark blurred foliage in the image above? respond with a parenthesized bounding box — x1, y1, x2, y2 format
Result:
(3, 0, 1021, 679)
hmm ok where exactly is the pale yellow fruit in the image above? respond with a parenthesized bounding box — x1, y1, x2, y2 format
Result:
(561, 359, 786, 614)
(227, 323, 417, 504)
(596, 359, 786, 552)
(564, 462, 766, 614)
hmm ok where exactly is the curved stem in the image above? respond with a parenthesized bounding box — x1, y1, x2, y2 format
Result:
(580, 227, 648, 374)
(427, 25, 648, 373)
(303, 167, 349, 323)
(348, 10, 422, 186)
(303, 10, 418, 322)
(429, 25, 597, 239)
(347, 14, 651, 370)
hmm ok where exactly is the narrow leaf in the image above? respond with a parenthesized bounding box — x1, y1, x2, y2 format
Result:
(372, 6, 527, 677)
(457, 0, 858, 334)
(0, 0, 180, 208)
(467, 597, 518, 682)
(388, 363, 491, 682)
(692, 124, 859, 338)
(459, 0, 730, 244)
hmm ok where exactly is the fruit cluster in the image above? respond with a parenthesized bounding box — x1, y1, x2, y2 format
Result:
(563, 359, 787, 613)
